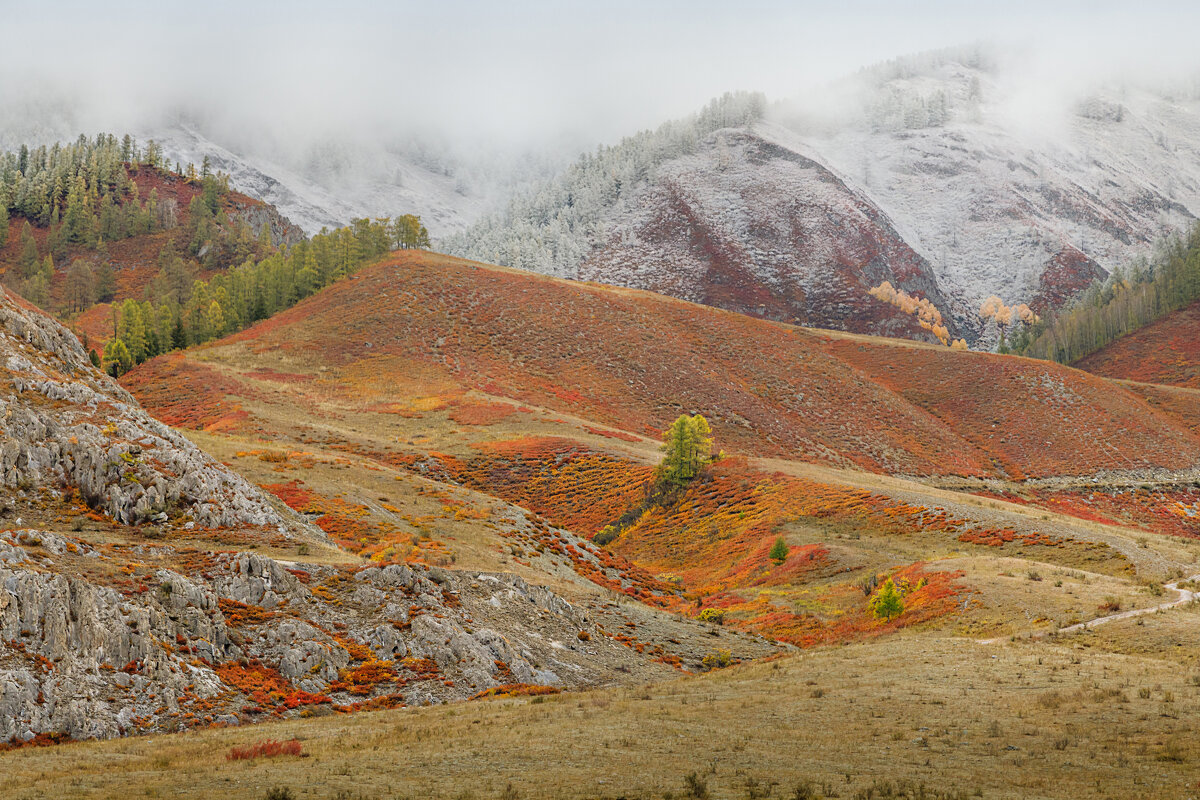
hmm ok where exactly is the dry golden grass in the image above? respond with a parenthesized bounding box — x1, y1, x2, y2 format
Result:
(4, 631, 1199, 799)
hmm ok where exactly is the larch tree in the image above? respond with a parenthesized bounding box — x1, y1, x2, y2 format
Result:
(18, 222, 39, 278)
(869, 579, 904, 621)
(769, 536, 790, 564)
(657, 414, 715, 488)
(103, 337, 132, 377)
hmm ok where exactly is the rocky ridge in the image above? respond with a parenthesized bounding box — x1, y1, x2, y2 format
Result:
(0, 285, 289, 529)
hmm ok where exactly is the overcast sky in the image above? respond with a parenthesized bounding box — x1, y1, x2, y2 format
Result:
(2, 0, 1199, 154)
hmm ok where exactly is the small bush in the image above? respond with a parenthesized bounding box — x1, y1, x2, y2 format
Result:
(1157, 739, 1186, 763)
(683, 772, 710, 800)
(698, 608, 726, 625)
(228, 739, 303, 761)
(701, 649, 732, 671)
(791, 782, 817, 800)
(593, 526, 619, 546)
(264, 788, 295, 800)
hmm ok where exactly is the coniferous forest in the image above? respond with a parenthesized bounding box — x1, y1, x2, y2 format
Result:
(0, 133, 429, 376)
(1013, 221, 1200, 364)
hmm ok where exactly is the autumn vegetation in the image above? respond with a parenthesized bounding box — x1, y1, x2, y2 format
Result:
(148, 250, 1200, 482)
(55, 223, 1200, 800)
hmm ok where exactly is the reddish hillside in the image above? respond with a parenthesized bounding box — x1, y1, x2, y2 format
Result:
(817, 336, 1199, 480)
(130, 250, 1200, 481)
(1073, 300, 1200, 389)
(0, 165, 301, 351)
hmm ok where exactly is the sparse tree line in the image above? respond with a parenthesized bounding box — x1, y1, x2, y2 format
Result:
(97, 217, 413, 376)
(0, 133, 240, 307)
(1013, 221, 1200, 363)
(446, 91, 767, 277)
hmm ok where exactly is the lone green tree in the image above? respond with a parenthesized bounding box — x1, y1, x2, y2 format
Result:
(869, 578, 904, 621)
(768, 536, 789, 564)
(657, 414, 714, 488)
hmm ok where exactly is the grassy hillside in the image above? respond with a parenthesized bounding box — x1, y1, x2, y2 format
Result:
(0, 245, 1190, 797)
(116, 250, 1200, 649)
(128, 249, 1200, 481)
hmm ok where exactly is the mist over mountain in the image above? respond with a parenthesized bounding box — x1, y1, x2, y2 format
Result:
(3, 2, 1198, 240)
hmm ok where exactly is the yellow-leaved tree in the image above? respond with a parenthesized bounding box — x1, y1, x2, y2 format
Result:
(657, 414, 715, 489)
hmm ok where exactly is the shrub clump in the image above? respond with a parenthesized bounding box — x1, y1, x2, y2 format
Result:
(227, 738, 303, 761)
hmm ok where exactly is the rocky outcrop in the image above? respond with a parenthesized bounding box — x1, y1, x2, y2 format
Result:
(0, 529, 656, 743)
(230, 199, 305, 248)
(0, 286, 294, 529)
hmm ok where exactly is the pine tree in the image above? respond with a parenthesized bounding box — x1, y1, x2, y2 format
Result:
(118, 299, 149, 363)
(0, 203, 8, 248)
(94, 262, 116, 302)
(768, 536, 789, 564)
(64, 260, 95, 312)
(18, 221, 39, 278)
(206, 299, 226, 339)
(103, 338, 132, 377)
(21, 272, 50, 307)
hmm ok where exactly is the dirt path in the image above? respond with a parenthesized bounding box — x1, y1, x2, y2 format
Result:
(977, 574, 1200, 644)
(1055, 574, 1199, 634)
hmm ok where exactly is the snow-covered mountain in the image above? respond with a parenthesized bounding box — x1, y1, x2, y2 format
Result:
(448, 50, 1200, 344)
(792, 51, 1200, 324)
(574, 123, 956, 341)
(145, 125, 503, 236)
(0, 115, 547, 237)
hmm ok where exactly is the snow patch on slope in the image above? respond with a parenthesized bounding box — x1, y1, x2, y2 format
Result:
(148, 125, 493, 236)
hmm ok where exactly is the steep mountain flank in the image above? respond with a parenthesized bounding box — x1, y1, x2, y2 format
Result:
(576, 127, 954, 340)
